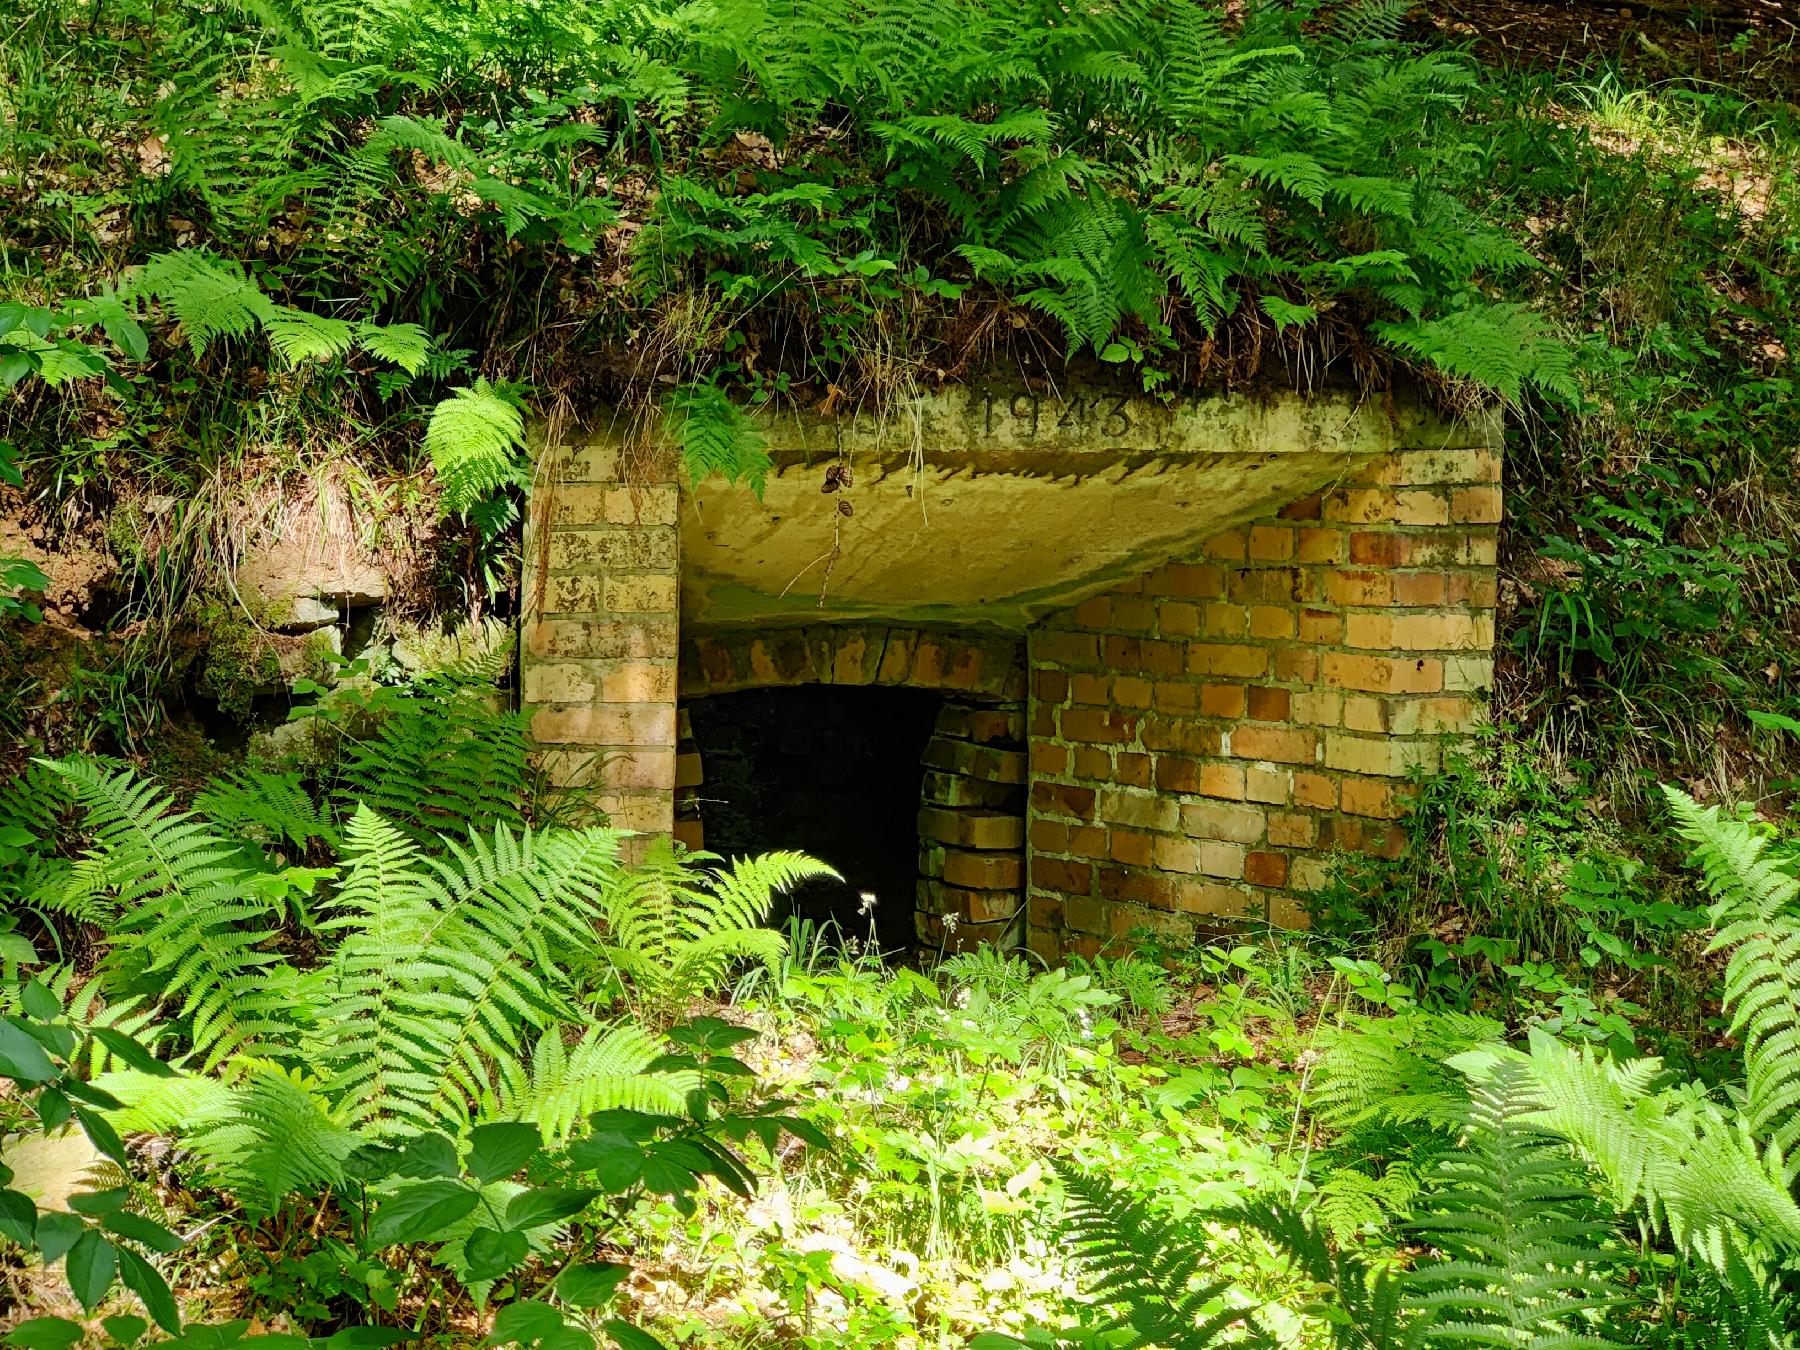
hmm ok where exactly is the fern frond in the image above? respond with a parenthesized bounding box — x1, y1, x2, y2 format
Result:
(666, 382, 771, 495)
(44, 757, 289, 1066)
(134, 250, 277, 357)
(491, 1023, 700, 1144)
(424, 380, 528, 515)
(1663, 787, 1800, 1161)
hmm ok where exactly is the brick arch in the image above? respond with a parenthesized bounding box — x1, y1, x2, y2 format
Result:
(675, 625, 1029, 951)
(678, 624, 1027, 702)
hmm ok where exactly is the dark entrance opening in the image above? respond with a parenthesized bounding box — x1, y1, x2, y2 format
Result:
(685, 685, 942, 951)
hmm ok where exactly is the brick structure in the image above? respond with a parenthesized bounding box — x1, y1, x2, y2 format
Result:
(1023, 440, 1499, 957)
(524, 434, 681, 840)
(523, 391, 1501, 952)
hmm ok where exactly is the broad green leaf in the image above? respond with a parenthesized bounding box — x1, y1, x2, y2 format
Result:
(103, 1211, 183, 1253)
(566, 1133, 643, 1191)
(369, 1180, 479, 1247)
(463, 1226, 528, 1281)
(0, 1017, 57, 1081)
(5, 1319, 84, 1350)
(601, 1323, 667, 1350)
(116, 1245, 180, 1334)
(92, 1028, 175, 1077)
(504, 1187, 598, 1231)
(465, 1122, 541, 1185)
(556, 1262, 629, 1309)
(66, 1229, 117, 1312)
(69, 1187, 130, 1215)
(20, 980, 60, 1021)
(100, 1315, 148, 1346)
(35, 1211, 85, 1262)
(0, 1188, 36, 1245)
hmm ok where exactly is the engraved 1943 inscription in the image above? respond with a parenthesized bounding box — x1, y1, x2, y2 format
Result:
(980, 390, 1133, 439)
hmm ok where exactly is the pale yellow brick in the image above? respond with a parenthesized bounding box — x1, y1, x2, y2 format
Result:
(1444, 656, 1495, 693)
(1099, 789, 1181, 833)
(604, 574, 679, 613)
(1323, 732, 1441, 778)
(523, 662, 602, 704)
(1180, 801, 1266, 845)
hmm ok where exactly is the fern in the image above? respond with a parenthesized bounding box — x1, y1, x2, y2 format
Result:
(600, 843, 836, 1017)
(665, 381, 772, 496)
(1053, 1165, 1263, 1349)
(1373, 304, 1578, 404)
(489, 1024, 701, 1144)
(331, 688, 531, 845)
(424, 380, 529, 515)
(195, 767, 340, 855)
(1663, 787, 1800, 1161)
(133, 250, 277, 357)
(1404, 1057, 1631, 1348)
(45, 758, 292, 1067)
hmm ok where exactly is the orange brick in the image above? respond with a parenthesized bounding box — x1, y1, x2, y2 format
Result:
(1072, 673, 1111, 704)
(1073, 746, 1113, 780)
(1324, 732, 1441, 778)
(1073, 596, 1112, 628)
(1246, 686, 1291, 721)
(1154, 755, 1200, 792)
(1116, 751, 1152, 789)
(1036, 632, 1098, 666)
(1248, 526, 1295, 561)
(1295, 527, 1344, 564)
(1198, 841, 1247, 879)
(1181, 801, 1266, 844)
(1273, 650, 1319, 683)
(1203, 529, 1248, 561)
(1279, 492, 1323, 521)
(1291, 690, 1342, 726)
(1067, 825, 1108, 858)
(1322, 653, 1444, 694)
(1204, 603, 1248, 638)
(1151, 563, 1225, 598)
(1348, 533, 1406, 567)
(1298, 609, 1343, 644)
(1062, 709, 1137, 744)
(1153, 836, 1200, 874)
(1326, 570, 1393, 607)
(1267, 812, 1317, 847)
(1113, 676, 1154, 708)
(1340, 777, 1403, 819)
(1451, 486, 1504, 524)
(1342, 695, 1389, 733)
(1200, 683, 1247, 718)
(1112, 597, 1158, 632)
(1035, 669, 1069, 704)
(1249, 605, 1296, 640)
(1110, 829, 1154, 867)
(1030, 819, 1069, 853)
(1324, 488, 1397, 525)
(1292, 772, 1337, 809)
(1188, 644, 1269, 678)
(1392, 572, 1449, 606)
(1229, 726, 1315, 764)
(1245, 766, 1290, 804)
(1034, 858, 1093, 895)
(1154, 682, 1199, 714)
(1392, 490, 1450, 526)
(1198, 763, 1246, 799)
(1174, 879, 1255, 917)
(1159, 602, 1200, 636)
(1032, 742, 1070, 775)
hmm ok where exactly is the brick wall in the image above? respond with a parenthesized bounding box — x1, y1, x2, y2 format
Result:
(523, 429, 681, 841)
(1023, 439, 1501, 960)
(916, 703, 1027, 950)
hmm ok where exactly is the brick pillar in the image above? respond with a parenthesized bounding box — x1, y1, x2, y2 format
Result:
(524, 427, 681, 842)
(1024, 412, 1502, 960)
(915, 702, 1027, 950)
